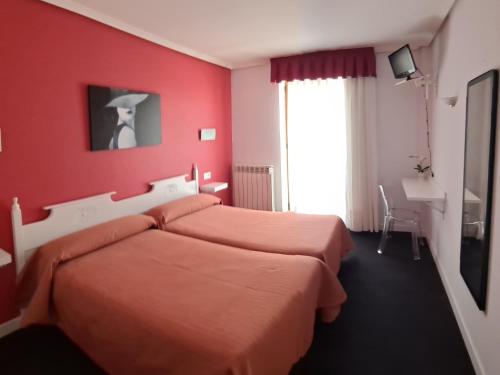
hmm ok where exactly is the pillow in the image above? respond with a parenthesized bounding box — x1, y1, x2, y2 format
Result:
(17, 214, 156, 307)
(35, 214, 157, 261)
(146, 194, 222, 229)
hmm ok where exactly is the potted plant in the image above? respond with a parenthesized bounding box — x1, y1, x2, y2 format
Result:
(410, 155, 431, 179)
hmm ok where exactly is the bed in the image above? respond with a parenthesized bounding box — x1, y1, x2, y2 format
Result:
(147, 194, 354, 275)
(12, 176, 347, 375)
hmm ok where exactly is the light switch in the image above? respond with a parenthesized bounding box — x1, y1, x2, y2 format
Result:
(200, 128, 216, 141)
(203, 171, 212, 180)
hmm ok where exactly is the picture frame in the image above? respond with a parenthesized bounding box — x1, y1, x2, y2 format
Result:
(88, 85, 161, 151)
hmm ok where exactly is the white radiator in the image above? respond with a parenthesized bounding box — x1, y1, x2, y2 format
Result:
(233, 165, 275, 211)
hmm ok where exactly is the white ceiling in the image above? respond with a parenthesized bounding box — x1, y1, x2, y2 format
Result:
(42, 0, 456, 69)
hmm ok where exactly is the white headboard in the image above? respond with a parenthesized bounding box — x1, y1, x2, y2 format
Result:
(12, 166, 199, 273)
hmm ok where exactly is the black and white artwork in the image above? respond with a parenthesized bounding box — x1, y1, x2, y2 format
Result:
(88, 85, 161, 151)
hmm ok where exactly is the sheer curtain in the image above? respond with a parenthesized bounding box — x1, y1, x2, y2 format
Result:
(344, 77, 379, 231)
(273, 47, 378, 231)
(286, 79, 347, 218)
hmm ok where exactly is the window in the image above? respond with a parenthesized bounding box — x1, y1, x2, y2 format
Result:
(281, 79, 347, 219)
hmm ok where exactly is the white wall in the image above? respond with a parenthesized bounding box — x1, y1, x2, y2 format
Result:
(231, 54, 427, 219)
(424, 1, 500, 374)
(376, 51, 428, 224)
(231, 64, 284, 211)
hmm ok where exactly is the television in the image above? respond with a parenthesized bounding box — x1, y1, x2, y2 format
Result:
(388, 44, 417, 79)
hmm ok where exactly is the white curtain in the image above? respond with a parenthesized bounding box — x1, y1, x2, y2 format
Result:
(344, 77, 379, 231)
(286, 79, 347, 218)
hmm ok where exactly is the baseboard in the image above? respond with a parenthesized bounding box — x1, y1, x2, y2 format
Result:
(427, 238, 485, 375)
(0, 316, 21, 338)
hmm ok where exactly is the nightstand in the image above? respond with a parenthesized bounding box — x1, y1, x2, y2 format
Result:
(0, 249, 12, 268)
(200, 182, 228, 194)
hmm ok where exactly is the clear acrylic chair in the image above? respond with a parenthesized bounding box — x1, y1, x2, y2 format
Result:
(462, 210, 485, 241)
(377, 185, 423, 260)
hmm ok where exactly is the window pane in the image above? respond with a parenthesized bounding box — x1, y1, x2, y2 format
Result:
(286, 79, 346, 219)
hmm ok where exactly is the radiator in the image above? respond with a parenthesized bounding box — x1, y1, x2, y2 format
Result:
(233, 165, 275, 211)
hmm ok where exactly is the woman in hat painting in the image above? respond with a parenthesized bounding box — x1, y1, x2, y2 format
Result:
(105, 89, 149, 149)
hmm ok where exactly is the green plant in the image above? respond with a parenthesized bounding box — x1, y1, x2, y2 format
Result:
(409, 155, 430, 175)
(414, 164, 430, 174)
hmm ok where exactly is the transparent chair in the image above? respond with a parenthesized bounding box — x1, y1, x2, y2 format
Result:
(463, 210, 485, 241)
(377, 185, 423, 260)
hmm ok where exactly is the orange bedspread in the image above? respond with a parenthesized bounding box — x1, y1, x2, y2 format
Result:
(165, 205, 354, 274)
(18, 229, 346, 375)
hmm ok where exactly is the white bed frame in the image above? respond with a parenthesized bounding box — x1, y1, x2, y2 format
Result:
(12, 165, 200, 274)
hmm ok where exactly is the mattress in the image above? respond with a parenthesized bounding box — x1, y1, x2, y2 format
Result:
(18, 227, 346, 375)
(164, 204, 354, 275)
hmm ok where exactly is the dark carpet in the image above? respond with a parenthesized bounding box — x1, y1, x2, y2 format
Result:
(290, 232, 475, 375)
(0, 232, 475, 375)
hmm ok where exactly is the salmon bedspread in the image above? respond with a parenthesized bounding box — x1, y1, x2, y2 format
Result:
(164, 205, 354, 275)
(18, 229, 346, 375)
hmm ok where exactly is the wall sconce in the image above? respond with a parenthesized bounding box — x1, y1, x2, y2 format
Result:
(442, 96, 458, 108)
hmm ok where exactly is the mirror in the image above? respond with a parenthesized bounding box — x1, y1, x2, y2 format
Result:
(460, 69, 498, 311)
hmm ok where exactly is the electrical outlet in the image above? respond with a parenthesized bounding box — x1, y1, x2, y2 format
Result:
(203, 171, 212, 180)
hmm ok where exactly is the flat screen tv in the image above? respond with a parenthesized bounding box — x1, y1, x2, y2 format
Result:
(388, 44, 417, 79)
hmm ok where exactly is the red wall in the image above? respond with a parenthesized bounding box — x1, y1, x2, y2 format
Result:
(0, 0, 232, 324)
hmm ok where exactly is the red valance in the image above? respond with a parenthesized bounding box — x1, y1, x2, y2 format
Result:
(270, 47, 376, 83)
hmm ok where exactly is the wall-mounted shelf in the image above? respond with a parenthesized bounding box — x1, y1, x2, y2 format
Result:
(0, 249, 12, 268)
(200, 182, 228, 194)
(402, 177, 446, 214)
(464, 188, 481, 204)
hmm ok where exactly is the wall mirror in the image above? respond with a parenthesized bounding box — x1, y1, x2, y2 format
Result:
(460, 69, 498, 311)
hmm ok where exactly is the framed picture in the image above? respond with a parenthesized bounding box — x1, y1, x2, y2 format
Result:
(88, 85, 161, 151)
